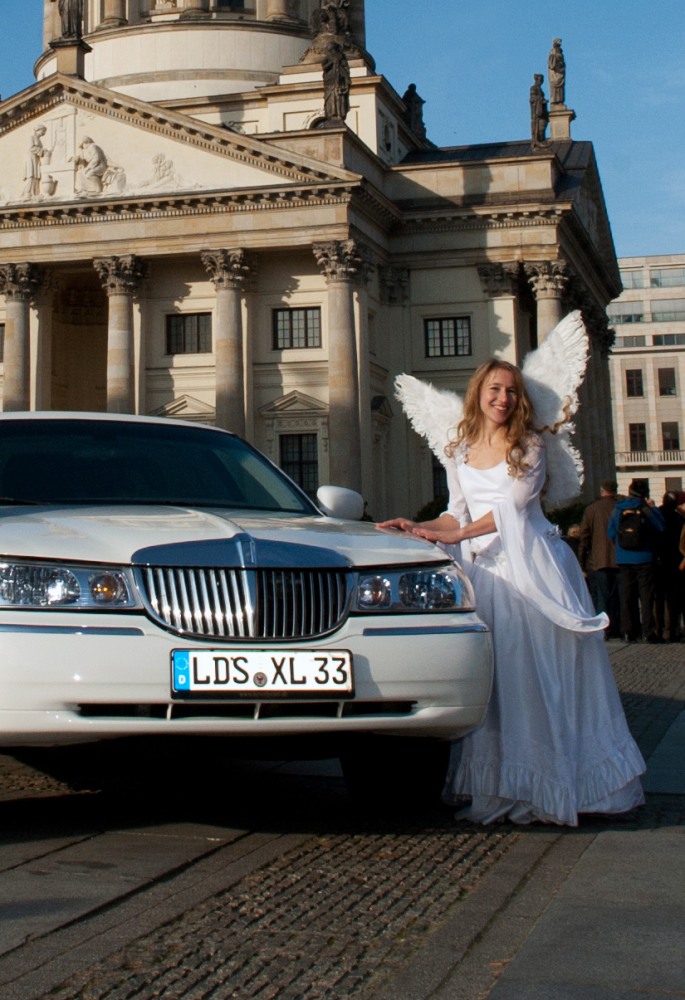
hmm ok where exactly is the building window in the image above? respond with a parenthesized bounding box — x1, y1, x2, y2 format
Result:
(215, 1, 246, 9)
(650, 268, 685, 288)
(424, 317, 472, 357)
(166, 313, 212, 355)
(662, 422, 680, 451)
(629, 423, 647, 452)
(666, 476, 683, 493)
(658, 368, 677, 397)
(617, 335, 646, 348)
(619, 270, 646, 289)
(607, 302, 645, 324)
(279, 433, 319, 496)
(625, 369, 644, 397)
(273, 308, 321, 350)
(651, 298, 685, 321)
(0, 324, 4, 363)
(653, 333, 685, 346)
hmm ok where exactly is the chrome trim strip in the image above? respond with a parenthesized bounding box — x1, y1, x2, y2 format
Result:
(362, 624, 489, 636)
(0, 624, 145, 636)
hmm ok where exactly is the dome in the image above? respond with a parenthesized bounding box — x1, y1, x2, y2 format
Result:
(36, 1, 359, 102)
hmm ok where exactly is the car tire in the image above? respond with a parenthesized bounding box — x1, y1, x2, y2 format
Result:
(339, 736, 451, 812)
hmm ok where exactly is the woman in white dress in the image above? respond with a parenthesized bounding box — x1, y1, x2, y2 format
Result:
(378, 359, 645, 826)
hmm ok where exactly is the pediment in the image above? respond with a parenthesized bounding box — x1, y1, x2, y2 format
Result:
(260, 391, 328, 416)
(150, 395, 216, 421)
(0, 75, 357, 208)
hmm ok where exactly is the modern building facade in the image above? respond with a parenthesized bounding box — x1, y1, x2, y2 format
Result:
(0, 1, 621, 518)
(608, 254, 685, 498)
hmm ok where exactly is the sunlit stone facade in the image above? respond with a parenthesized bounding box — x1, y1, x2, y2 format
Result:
(608, 254, 685, 498)
(0, 0, 620, 517)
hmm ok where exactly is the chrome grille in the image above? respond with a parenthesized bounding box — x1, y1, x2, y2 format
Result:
(137, 566, 349, 640)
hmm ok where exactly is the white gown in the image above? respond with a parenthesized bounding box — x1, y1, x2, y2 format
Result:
(442, 439, 646, 826)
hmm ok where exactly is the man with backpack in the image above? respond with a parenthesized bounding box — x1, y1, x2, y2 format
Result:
(608, 479, 665, 642)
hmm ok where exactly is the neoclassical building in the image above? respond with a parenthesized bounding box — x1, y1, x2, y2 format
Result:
(0, 1, 620, 518)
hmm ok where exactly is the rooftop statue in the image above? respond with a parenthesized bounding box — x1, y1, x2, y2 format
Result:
(322, 40, 350, 123)
(57, 0, 84, 40)
(530, 73, 549, 147)
(314, 0, 351, 43)
(401, 83, 427, 140)
(548, 38, 566, 105)
(302, 0, 356, 64)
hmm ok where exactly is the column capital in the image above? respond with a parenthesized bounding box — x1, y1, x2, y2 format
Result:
(478, 262, 520, 297)
(0, 263, 45, 301)
(313, 239, 373, 284)
(201, 248, 255, 290)
(93, 255, 146, 295)
(378, 266, 409, 305)
(523, 259, 569, 300)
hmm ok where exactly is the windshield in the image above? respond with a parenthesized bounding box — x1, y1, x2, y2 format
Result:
(0, 419, 316, 514)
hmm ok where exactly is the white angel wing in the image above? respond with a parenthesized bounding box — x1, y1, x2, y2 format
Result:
(521, 309, 588, 427)
(394, 374, 463, 468)
(394, 312, 589, 508)
(540, 431, 584, 508)
(522, 310, 589, 508)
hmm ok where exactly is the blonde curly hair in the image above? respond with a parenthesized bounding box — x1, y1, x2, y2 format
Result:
(445, 359, 535, 477)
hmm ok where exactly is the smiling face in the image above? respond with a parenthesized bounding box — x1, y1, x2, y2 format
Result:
(479, 367, 519, 428)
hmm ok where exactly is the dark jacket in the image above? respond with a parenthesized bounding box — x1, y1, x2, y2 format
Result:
(579, 494, 617, 572)
(607, 497, 665, 565)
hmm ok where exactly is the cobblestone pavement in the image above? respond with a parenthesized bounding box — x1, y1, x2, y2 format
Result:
(0, 640, 683, 1000)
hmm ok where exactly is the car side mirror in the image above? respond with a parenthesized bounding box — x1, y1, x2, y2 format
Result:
(316, 485, 365, 520)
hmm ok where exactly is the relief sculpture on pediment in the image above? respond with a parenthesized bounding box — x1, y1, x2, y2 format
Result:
(22, 125, 53, 199)
(73, 136, 126, 195)
(5, 104, 286, 207)
(14, 118, 127, 203)
(139, 153, 187, 192)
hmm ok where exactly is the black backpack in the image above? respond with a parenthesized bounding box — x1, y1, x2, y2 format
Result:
(617, 505, 650, 551)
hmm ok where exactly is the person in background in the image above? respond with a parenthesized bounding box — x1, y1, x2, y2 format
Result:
(607, 479, 664, 643)
(579, 479, 621, 639)
(654, 491, 685, 641)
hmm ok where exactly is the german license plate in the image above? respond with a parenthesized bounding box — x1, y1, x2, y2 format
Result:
(171, 649, 353, 697)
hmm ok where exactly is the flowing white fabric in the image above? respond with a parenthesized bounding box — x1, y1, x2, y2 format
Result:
(442, 444, 646, 826)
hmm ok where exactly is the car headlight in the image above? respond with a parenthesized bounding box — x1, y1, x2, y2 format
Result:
(355, 564, 475, 612)
(0, 561, 138, 609)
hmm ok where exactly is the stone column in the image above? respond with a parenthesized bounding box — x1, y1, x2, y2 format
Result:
(201, 249, 253, 436)
(588, 310, 618, 492)
(266, 0, 298, 21)
(94, 255, 146, 414)
(523, 260, 569, 339)
(313, 240, 365, 493)
(101, 0, 128, 27)
(478, 262, 521, 362)
(34, 283, 54, 411)
(0, 263, 44, 411)
(180, 0, 210, 16)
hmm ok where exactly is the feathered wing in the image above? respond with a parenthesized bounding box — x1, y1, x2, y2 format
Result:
(521, 310, 589, 508)
(394, 311, 590, 507)
(394, 374, 463, 467)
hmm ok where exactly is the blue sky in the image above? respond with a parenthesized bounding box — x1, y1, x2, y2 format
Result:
(2, 1, 683, 259)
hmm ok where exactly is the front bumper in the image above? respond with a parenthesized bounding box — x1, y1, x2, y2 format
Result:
(0, 611, 493, 746)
